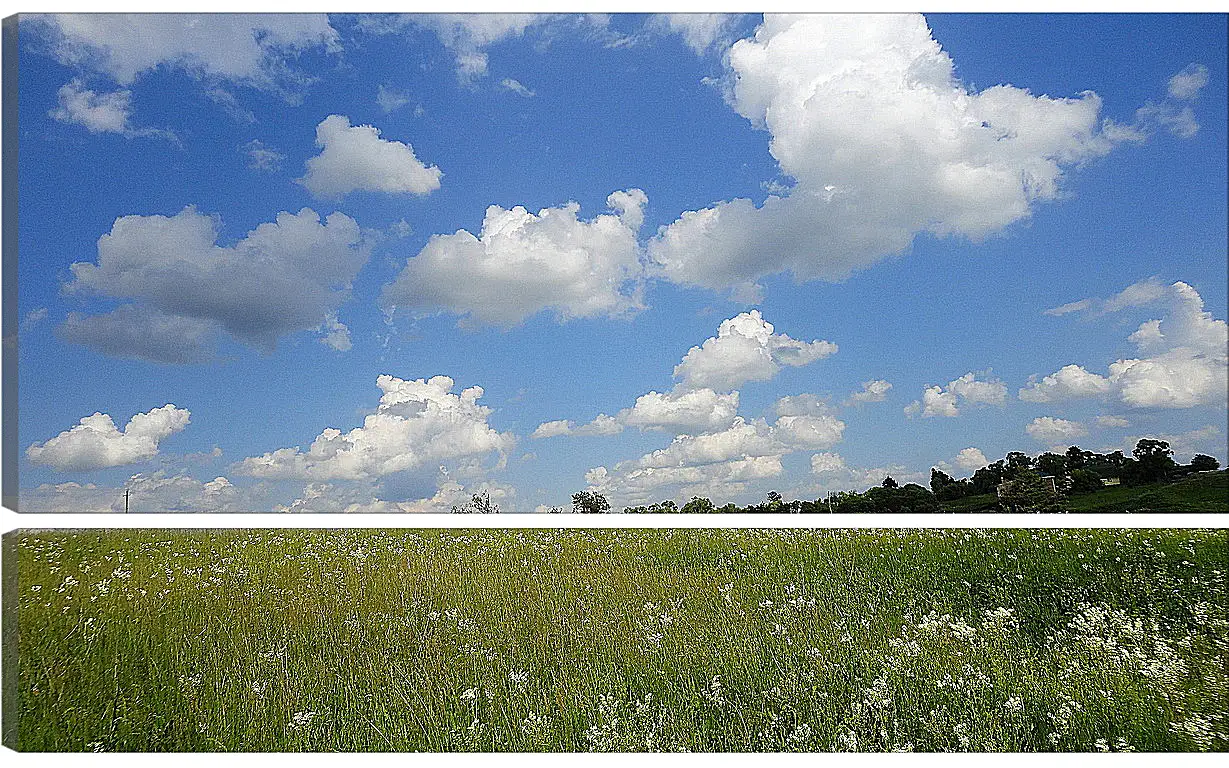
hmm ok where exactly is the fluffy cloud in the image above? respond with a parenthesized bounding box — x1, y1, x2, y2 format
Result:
(1168, 63, 1210, 101)
(62, 206, 368, 360)
(299, 115, 442, 200)
(1026, 416, 1088, 445)
(905, 372, 1007, 418)
(534, 389, 739, 439)
(50, 80, 127, 133)
(533, 310, 832, 441)
(1025, 280, 1227, 409)
(241, 139, 285, 171)
(953, 447, 989, 472)
(1096, 415, 1130, 428)
(673, 310, 836, 392)
(1018, 364, 1114, 403)
(30, 14, 339, 88)
(381, 190, 647, 327)
(844, 379, 892, 406)
(316, 312, 352, 352)
(26, 404, 190, 471)
(650, 13, 740, 54)
(237, 375, 514, 481)
(1045, 276, 1168, 316)
(585, 396, 845, 506)
(647, 14, 1128, 296)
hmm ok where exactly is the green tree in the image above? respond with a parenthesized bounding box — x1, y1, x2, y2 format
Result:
(882, 476, 899, 489)
(680, 497, 716, 514)
(1068, 469, 1104, 494)
(1036, 452, 1067, 478)
(1190, 454, 1220, 472)
(998, 470, 1065, 513)
(571, 491, 610, 514)
(1131, 439, 1177, 484)
(1003, 452, 1034, 480)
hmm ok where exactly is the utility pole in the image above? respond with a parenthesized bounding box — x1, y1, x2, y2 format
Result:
(124, 487, 129, 514)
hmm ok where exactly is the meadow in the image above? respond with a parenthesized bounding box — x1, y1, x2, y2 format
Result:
(8, 528, 1228, 752)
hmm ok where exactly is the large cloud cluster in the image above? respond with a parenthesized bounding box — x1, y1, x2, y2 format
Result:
(61, 207, 368, 362)
(533, 310, 835, 440)
(381, 190, 647, 327)
(646, 14, 1126, 296)
(26, 404, 190, 471)
(237, 375, 514, 481)
(1022, 280, 1227, 409)
(585, 395, 845, 506)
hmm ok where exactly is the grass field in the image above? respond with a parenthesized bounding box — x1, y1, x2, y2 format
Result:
(8, 529, 1228, 752)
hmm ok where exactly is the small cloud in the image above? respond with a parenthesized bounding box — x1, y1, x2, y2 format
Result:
(241, 139, 285, 172)
(50, 79, 177, 142)
(499, 78, 536, 97)
(22, 307, 48, 330)
(1095, 415, 1130, 428)
(1168, 63, 1209, 101)
(317, 312, 352, 352)
(377, 85, 411, 114)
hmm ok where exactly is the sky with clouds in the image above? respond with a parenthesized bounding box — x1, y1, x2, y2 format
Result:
(11, 12, 1227, 513)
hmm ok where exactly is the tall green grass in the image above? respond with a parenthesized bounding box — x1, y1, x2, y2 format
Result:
(10, 529, 1228, 752)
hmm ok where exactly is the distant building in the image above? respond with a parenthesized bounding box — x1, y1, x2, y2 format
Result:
(1102, 477, 1121, 486)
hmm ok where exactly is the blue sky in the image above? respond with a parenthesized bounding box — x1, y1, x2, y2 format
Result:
(11, 12, 1228, 513)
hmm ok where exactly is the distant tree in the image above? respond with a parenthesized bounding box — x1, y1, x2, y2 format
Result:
(715, 503, 740, 514)
(1131, 439, 1177, 484)
(832, 490, 875, 514)
(451, 491, 500, 514)
(572, 491, 610, 514)
(624, 500, 677, 514)
(971, 464, 1004, 495)
(766, 490, 783, 505)
(1036, 452, 1067, 478)
(1003, 452, 1034, 480)
(882, 476, 899, 489)
(998, 470, 1065, 513)
(930, 468, 970, 501)
(1064, 445, 1091, 471)
(930, 468, 956, 495)
(1190, 454, 1220, 472)
(1068, 469, 1104, 494)
(680, 497, 716, 514)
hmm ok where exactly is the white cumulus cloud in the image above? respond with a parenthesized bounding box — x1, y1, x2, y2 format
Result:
(953, 447, 989, 472)
(237, 375, 514, 482)
(1026, 280, 1227, 410)
(1026, 416, 1088, 445)
(647, 14, 1128, 297)
(650, 13, 740, 54)
(905, 372, 1006, 418)
(674, 310, 836, 392)
(61, 206, 369, 361)
(299, 115, 442, 200)
(27, 404, 190, 471)
(844, 379, 892, 406)
(381, 190, 647, 328)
